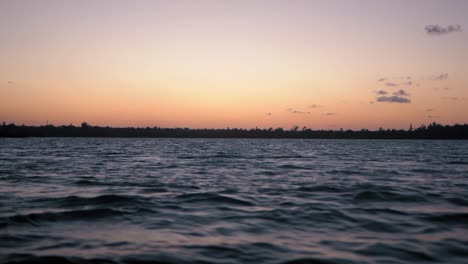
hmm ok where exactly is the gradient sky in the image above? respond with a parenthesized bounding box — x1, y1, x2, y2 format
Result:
(1, 0, 467, 129)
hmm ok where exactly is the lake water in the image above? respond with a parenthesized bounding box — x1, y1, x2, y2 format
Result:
(1, 138, 468, 263)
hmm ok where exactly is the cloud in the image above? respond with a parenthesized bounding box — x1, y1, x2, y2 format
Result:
(266, 112, 272, 116)
(287, 108, 311, 114)
(385, 82, 398, 87)
(427, 115, 440, 119)
(323, 112, 337, 116)
(376, 96, 411, 103)
(392, 89, 410, 96)
(309, 104, 322, 108)
(425, 24, 462, 35)
(431, 73, 448, 81)
(442, 96, 458, 101)
(426, 108, 434, 112)
(7, 81, 15, 85)
(370, 101, 374, 104)
(292, 110, 310, 114)
(376, 76, 418, 87)
(433, 87, 450, 91)
(375, 90, 388, 95)
(287, 108, 310, 115)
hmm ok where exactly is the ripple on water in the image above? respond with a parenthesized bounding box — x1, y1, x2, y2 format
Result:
(1, 138, 468, 264)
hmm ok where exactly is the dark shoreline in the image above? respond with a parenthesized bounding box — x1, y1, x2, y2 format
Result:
(1, 122, 468, 139)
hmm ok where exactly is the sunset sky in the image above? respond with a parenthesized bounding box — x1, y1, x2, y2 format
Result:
(1, 0, 467, 129)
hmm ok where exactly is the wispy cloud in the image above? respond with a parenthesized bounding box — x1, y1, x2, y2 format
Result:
(385, 82, 398, 87)
(427, 115, 440, 119)
(426, 108, 434, 112)
(375, 90, 388, 95)
(430, 73, 448, 81)
(376, 96, 411, 103)
(442, 96, 458, 101)
(323, 112, 337, 116)
(425, 24, 462, 35)
(433, 87, 450, 91)
(7, 81, 15, 85)
(392, 89, 410, 96)
(292, 110, 310, 114)
(287, 109, 310, 114)
(266, 112, 272, 116)
(309, 104, 322, 108)
(377, 78, 386, 82)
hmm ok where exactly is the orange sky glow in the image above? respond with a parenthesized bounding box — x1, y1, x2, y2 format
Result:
(1, 1, 467, 129)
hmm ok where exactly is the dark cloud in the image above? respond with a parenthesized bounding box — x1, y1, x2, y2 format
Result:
(376, 96, 411, 103)
(377, 78, 386, 82)
(402, 81, 413, 86)
(431, 73, 448, 81)
(375, 90, 388, 95)
(266, 112, 272, 116)
(385, 82, 398, 87)
(392, 89, 410, 96)
(7, 81, 15, 85)
(309, 104, 322, 108)
(425, 24, 462, 35)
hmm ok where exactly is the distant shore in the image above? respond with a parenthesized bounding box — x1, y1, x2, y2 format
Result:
(1, 122, 468, 139)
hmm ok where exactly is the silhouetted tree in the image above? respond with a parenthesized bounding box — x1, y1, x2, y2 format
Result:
(1, 122, 467, 139)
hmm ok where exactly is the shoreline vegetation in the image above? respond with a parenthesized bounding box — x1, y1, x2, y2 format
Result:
(1, 122, 468, 139)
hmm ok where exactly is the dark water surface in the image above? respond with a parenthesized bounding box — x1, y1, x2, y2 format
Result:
(1, 138, 468, 263)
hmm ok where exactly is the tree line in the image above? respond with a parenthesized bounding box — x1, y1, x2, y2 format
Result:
(1, 122, 468, 139)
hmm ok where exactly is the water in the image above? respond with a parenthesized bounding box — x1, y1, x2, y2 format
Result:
(1, 138, 468, 264)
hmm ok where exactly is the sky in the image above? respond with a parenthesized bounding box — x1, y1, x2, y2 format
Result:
(1, 0, 467, 129)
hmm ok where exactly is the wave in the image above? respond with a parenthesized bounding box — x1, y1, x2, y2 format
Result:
(176, 192, 254, 206)
(296, 185, 343, 193)
(281, 258, 349, 264)
(277, 164, 311, 170)
(353, 190, 427, 202)
(1, 208, 125, 228)
(355, 242, 435, 262)
(2, 138, 468, 264)
(1, 254, 120, 264)
(446, 161, 468, 165)
(73, 179, 109, 186)
(56, 194, 143, 207)
(30, 194, 145, 208)
(421, 213, 468, 225)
